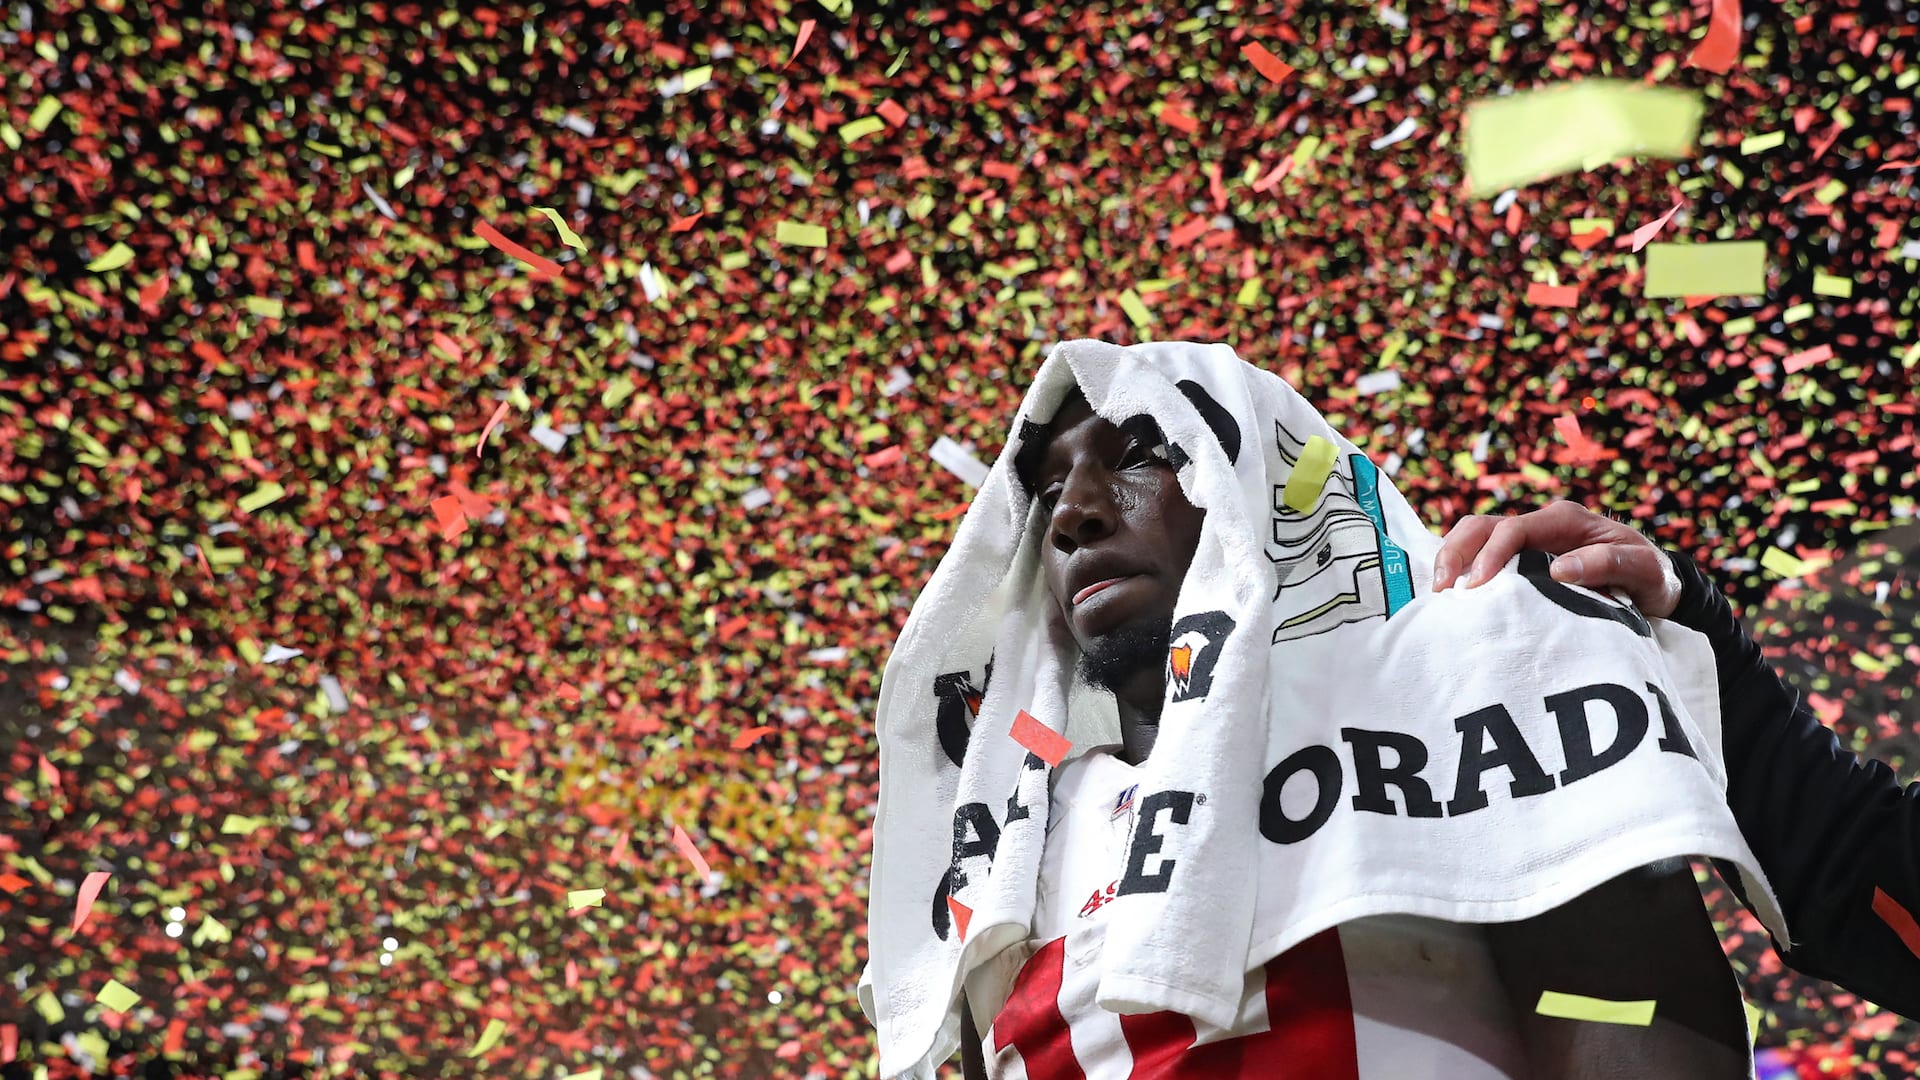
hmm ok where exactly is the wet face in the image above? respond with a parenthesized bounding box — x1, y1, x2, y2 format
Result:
(1018, 390, 1207, 716)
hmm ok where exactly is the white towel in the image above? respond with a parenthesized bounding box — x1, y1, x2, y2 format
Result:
(859, 338, 1789, 1079)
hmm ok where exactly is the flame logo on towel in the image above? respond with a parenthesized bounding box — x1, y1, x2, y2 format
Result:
(1166, 611, 1235, 703)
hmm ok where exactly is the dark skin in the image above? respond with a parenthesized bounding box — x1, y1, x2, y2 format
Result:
(954, 391, 1751, 1079)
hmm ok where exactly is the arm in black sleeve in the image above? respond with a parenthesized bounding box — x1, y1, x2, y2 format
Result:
(1664, 546, 1920, 1018)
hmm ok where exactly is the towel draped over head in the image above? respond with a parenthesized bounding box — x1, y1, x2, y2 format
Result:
(859, 338, 1787, 1080)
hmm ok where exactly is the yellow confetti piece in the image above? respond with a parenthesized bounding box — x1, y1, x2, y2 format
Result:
(231, 430, 253, 459)
(1813, 179, 1847, 205)
(1282, 435, 1338, 512)
(839, 116, 886, 143)
(683, 65, 713, 90)
(244, 296, 285, 319)
(1568, 218, 1615, 236)
(1117, 289, 1152, 328)
(192, 916, 231, 946)
(221, 814, 270, 834)
(35, 990, 65, 1023)
(534, 207, 587, 251)
(97, 980, 141, 1014)
(28, 95, 62, 132)
(237, 481, 287, 514)
(776, 221, 828, 248)
(1642, 241, 1766, 298)
(467, 1018, 507, 1057)
(718, 250, 752, 270)
(566, 888, 606, 909)
(1235, 277, 1263, 306)
(1464, 81, 1703, 194)
(1761, 547, 1830, 578)
(1782, 302, 1813, 324)
(563, 1069, 603, 1080)
(86, 243, 136, 272)
(1291, 135, 1322, 165)
(1535, 990, 1657, 1026)
(1812, 272, 1854, 298)
(1739, 130, 1786, 154)
(1744, 1000, 1765, 1043)
(602, 374, 636, 409)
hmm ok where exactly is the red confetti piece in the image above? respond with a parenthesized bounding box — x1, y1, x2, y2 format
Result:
(947, 896, 973, 941)
(472, 219, 564, 278)
(1526, 282, 1580, 308)
(1159, 106, 1200, 135)
(1009, 709, 1072, 767)
(0, 873, 29, 894)
(39, 754, 60, 790)
(1687, 0, 1742, 74)
(876, 100, 910, 127)
(883, 249, 914, 273)
(609, 829, 631, 868)
(476, 400, 511, 458)
(782, 19, 816, 69)
(1, 1024, 13, 1065)
(672, 824, 713, 879)
(565, 959, 580, 989)
(1240, 42, 1296, 85)
(1630, 198, 1686, 252)
(730, 725, 777, 749)
(72, 870, 112, 932)
(863, 445, 904, 469)
(1783, 344, 1834, 374)
(669, 213, 704, 233)
(1873, 887, 1920, 960)
(431, 495, 468, 541)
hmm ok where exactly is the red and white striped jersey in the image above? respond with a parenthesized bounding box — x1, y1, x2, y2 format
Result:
(963, 751, 1531, 1079)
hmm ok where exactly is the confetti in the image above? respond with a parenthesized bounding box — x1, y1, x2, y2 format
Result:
(1782, 345, 1834, 374)
(477, 400, 511, 458)
(776, 221, 829, 248)
(1642, 241, 1766, 298)
(431, 495, 468, 541)
(1464, 81, 1704, 193)
(1526, 282, 1580, 307)
(467, 1018, 508, 1058)
(1008, 710, 1072, 767)
(86, 243, 136, 272)
(237, 481, 287, 514)
(1281, 435, 1338, 512)
(1872, 887, 1920, 959)
(473, 220, 565, 277)
(1630, 198, 1686, 252)
(72, 871, 111, 932)
(1536, 990, 1658, 1026)
(566, 888, 606, 910)
(221, 814, 271, 834)
(783, 19, 817, 68)
(730, 726, 777, 749)
(97, 980, 141, 1014)
(839, 116, 886, 143)
(672, 824, 714, 880)
(1739, 130, 1786, 155)
(534, 207, 588, 251)
(1240, 42, 1295, 85)
(929, 436, 991, 488)
(1686, 0, 1742, 74)
(947, 896, 973, 941)
(1811, 272, 1853, 298)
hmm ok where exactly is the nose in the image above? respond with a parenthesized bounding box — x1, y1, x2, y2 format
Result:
(1049, 466, 1117, 552)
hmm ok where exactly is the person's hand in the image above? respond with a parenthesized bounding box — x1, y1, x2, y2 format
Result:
(1431, 499, 1685, 619)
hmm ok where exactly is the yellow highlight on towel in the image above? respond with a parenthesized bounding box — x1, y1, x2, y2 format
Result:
(1535, 990, 1657, 1026)
(776, 221, 828, 248)
(1642, 241, 1766, 298)
(1282, 436, 1338, 513)
(1463, 80, 1703, 194)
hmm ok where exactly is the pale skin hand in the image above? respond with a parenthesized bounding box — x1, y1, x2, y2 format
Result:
(1431, 499, 1685, 620)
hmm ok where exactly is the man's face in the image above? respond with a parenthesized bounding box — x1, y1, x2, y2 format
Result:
(1023, 393, 1208, 704)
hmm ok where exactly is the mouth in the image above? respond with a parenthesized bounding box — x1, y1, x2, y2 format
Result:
(1073, 575, 1138, 606)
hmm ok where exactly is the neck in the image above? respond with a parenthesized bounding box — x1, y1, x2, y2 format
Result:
(1116, 693, 1161, 766)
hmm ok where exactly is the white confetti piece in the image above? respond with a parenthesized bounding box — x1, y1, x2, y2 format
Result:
(261, 644, 304, 664)
(559, 113, 597, 136)
(929, 436, 990, 488)
(362, 183, 397, 221)
(741, 487, 773, 511)
(1472, 429, 1493, 463)
(639, 262, 663, 303)
(1370, 117, 1420, 150)
(1476, 313, 1506, 330)
(1900, 240, 1920, 260)
(1378, 4, 1409, 28)
(1492, 189, 1519, 214)
(1356, 370, 1403, 396)
(882, 366, 914, 397)
(529, 425, 568, 453)
(807, 646, 849, 663)
(320, 675, 348, 715)
(114, 669, 142, 694)
(1346, 85, 1379, 105)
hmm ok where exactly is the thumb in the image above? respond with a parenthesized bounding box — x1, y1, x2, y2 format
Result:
(1548, 544, 1617, 586)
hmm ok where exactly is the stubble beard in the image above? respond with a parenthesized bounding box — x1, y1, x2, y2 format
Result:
(1076, 614, 1173, 697)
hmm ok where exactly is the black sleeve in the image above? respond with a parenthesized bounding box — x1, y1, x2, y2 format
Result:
(1664, 547, 1920, 1019)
